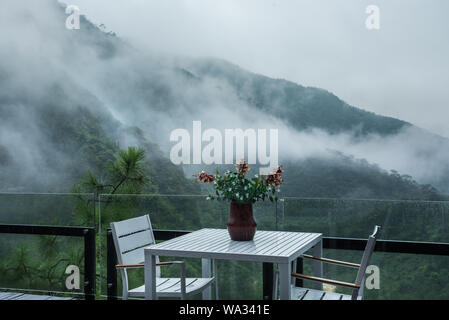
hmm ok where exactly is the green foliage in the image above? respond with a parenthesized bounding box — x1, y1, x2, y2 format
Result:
(198, 163, 282, 204)
(0, 235, 84, 293)
(281, 154, 443, 200)
(77, 147, 149, 195)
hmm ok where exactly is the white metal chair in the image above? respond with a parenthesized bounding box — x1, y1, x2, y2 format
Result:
(273, 225, 381, 300)
(110, 214, 218, 300)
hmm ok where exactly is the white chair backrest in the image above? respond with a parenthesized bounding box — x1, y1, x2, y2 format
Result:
(110, 215, 160, 298)
(110, 215, 156, 266)
(352, 225, 381, 300)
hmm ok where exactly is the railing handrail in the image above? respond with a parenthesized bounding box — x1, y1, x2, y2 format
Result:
(0, 192, 94, 196)
(0, 223, 94, 236)
(323, 236, 449, 256)
(281, 196, 449, 204)
(77, 192, 449, 204)
(1, 191, 448, 203)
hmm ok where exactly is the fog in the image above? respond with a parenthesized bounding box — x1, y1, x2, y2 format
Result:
(65, 0, 449, 138)
(1, 0, 449, 193)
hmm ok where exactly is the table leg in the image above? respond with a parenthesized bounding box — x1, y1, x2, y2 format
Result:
(144, 251, 157, 300)
(202, 258, 212, 300)
(278, 262, 291, 300)
(313, 240, 323, 290)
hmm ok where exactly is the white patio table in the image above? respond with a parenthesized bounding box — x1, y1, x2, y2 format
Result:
(144, 228, 323, 300)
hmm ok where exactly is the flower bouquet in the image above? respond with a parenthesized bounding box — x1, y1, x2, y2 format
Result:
(197, 159, 284, 241)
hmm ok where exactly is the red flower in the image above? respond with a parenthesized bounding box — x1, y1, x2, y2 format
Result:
(197, 171, 215, 184)
(235, 159, 251, 175)
(275, 166, 284, 175)
(265, 166, 284, 188)
(266, 174, 282, 187)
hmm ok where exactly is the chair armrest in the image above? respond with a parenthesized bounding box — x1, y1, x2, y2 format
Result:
(291, 272, 360, 289)
(116, 261, 185, 269)
(302, 254, 361, 268)
(116, 264, 144, 269)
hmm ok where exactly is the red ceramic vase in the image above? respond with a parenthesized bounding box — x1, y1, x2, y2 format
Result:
(227, 200, 257, 241)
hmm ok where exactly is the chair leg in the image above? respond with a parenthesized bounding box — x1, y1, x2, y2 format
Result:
(122, 287, 129, 300)
(202, 258, 212, 300)
(121, 270, 129, 300)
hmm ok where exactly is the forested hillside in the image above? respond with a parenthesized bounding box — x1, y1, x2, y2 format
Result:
(0, 1, 445, 198)
(188, 58, 409, 135)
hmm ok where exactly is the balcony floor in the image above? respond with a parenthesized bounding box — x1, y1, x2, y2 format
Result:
(0, 292, 75, 300)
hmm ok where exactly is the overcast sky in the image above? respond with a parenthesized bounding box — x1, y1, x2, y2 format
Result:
(63, 0, 449, 137)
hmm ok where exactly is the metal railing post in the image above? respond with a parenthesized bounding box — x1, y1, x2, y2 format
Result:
(295, 257, 304, 287)
(107, 228, 118, 300)
(84, 228, 96, 300)
(262, 262, 274, 300)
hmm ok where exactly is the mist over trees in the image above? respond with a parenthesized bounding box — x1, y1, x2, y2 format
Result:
(0, 1, 448, 198)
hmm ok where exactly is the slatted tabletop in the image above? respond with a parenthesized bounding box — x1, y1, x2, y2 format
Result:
(144, 228, 323, 299)
(145, 228, 322, 263)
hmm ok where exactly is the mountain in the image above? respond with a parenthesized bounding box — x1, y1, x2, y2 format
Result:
(187, 58, 409, 136)
(0, 0, 447, 200)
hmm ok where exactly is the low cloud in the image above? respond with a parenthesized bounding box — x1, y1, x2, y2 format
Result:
(1, 0, 449, 193)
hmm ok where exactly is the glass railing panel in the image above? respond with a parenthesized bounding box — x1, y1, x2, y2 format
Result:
(253, 200, 278, 231)
(119, 259, 263, 300)
(0, 233, 86, 298)
(298, 248, 449, 300)
(281, 197, 449, 242)
(0, 193, 95, 297)
(282, 197, 449, 300)
(0, 193, 96, 226)
(215, 260, 262, 300)
(98, 194, 277, 299)
(366, 251, 449, 300)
